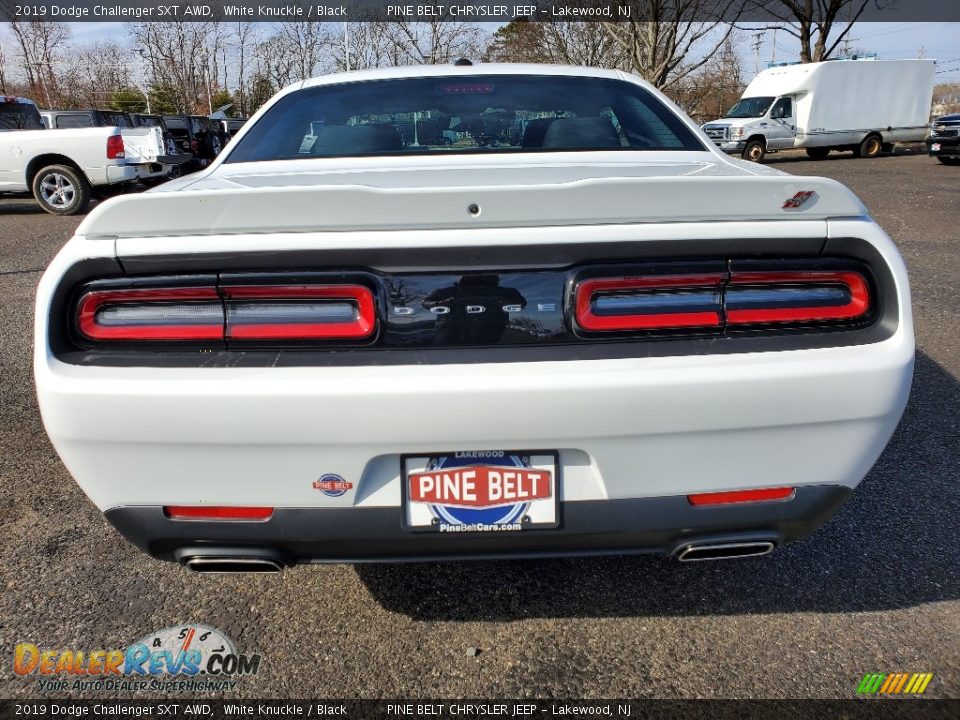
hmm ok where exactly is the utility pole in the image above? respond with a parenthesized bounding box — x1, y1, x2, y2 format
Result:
(200, 49, 213, 115)
(136, 49, 151, 114)
(771, 26, 778, 64)
(343, 22, 350, 72)
(751, 33, 763, 76)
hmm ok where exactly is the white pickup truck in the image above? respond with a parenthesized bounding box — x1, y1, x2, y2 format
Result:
(0, 97, 167, 215)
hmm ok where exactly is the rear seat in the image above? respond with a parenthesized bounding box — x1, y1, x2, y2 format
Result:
(541, 117, 621, 149)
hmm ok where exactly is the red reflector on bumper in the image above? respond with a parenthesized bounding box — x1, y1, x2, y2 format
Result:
(687, 487, 795, 506)
(165, 506, 274, 521)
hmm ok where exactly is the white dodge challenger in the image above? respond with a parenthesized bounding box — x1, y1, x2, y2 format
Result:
(34, 64, 913, 572)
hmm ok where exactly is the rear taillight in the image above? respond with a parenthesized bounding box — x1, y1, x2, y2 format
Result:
(687, 487, 795, 506)
(106, 134, 125, 159)
(574, 266, 872, 334)
(75, 281, 377, 344)
(222, 285, 376, 340)
(725, 270, 870, 325)
(77, 287, 222, 342)
(574, 274, 726, 332)
(165, 506, 273, 521)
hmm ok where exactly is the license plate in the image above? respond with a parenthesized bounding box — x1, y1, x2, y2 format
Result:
(931, 143, 941, 151)
(402, 450, 558, 532)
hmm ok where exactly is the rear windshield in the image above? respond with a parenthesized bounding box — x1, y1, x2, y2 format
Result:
(53, 113, 94, 129)
(163, 117, 187, 130)
(227, 75, 704, 163)
(0, 102, 44, 130)
(99, 111, 133, 128)
(133, 115, 163, 128)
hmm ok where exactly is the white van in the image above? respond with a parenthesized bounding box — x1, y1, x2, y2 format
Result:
(702, 59, 935, 161)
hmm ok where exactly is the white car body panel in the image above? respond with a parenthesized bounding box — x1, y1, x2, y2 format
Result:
(35, 219, 912, 511)
(33, 63, 914, 563)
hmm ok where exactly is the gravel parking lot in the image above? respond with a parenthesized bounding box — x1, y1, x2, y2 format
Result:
(0, 150, 957, 700)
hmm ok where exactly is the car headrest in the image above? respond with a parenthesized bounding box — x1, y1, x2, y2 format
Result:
(310, 124, 403, 155)
(521, 117, 559, 148)
(541, 117, 621, 149)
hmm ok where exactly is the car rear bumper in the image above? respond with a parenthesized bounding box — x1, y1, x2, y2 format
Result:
(105, 485, 851, 564)
(38, 330, 913, 510)
(104, 164, 140, 185)
(34, 220, 914, 562)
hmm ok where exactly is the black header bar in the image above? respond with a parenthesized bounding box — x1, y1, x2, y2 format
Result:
(1, 0, 959, 23)
(0, 700, 957, 720)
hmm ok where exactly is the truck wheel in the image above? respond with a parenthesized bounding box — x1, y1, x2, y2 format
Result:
(32, 164, 91, 216)
(806, 147, 830, 160)
(742, 139, 766, 162)
(938, 157, 960, 165)
(855, 134, 882, 158)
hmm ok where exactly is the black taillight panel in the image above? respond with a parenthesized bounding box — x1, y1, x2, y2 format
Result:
(55, 243, 892, 366)
(570, 258, 876, 338)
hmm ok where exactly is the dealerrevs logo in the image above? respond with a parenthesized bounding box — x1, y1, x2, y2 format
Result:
(13, 625, 261, 693)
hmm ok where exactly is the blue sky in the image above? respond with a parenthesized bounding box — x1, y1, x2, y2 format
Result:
(62, 21, 960, 82)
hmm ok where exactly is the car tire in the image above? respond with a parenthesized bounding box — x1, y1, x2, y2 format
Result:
(806, 147, 830, 160)
(937, 156, 960, 165)
(742, 139, 766, 163)
(32, 164, 91, 216)
(209, 134, 223, 156)
(854, 134, 882, 158)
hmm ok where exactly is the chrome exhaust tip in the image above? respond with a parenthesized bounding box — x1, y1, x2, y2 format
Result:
(676, 541, 775, 562)
(184, 557, 284, 574)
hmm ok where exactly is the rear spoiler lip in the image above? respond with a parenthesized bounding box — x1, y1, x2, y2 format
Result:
(77, 175, 867, 240)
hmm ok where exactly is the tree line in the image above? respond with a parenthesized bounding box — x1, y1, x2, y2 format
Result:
(0, 1, 931, 123)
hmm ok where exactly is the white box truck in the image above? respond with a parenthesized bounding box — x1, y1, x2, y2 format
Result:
(702, 59, 935, 162)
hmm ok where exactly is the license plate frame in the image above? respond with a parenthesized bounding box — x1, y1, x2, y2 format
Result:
(401, 450, 560, 533)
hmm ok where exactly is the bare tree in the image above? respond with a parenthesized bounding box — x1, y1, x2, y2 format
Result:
(58, 40, 134, 108)
(485, 19, 625, 68)
(602, 0, 744, 91)
(253, 33, 302, 90)
(0, 32, 8, 94)
(674, 34, 746, 122)
(232, 22, 260, 115)
(325, 22, 400, 71)
(129, 21, 220, 113)
(276, 21, 330, 80)
(383, 20, 488, 66)
(746, 0, 888, 63)
(7, 20, 69, 104)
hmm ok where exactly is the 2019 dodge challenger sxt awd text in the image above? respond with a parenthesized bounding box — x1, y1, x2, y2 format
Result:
(34, 65, 913, 572)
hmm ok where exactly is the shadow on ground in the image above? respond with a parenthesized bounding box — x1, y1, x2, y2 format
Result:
(356, 350, 959, 620)
(764, 145, 928, 165)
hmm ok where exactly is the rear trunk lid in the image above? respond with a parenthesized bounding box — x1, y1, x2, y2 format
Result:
(76, 155, 867, 240)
